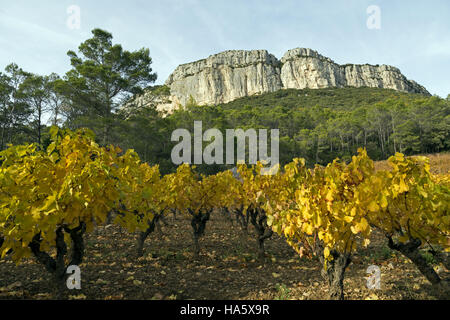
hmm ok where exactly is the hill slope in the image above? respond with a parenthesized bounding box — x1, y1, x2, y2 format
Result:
(219, 87, 427, 110)
(164, 87, 449, 172)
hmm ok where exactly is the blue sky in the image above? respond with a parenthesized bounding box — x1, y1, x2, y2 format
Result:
(1, 0, 449, 97)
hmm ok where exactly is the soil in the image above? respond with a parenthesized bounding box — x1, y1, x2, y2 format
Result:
(0, 212, 449, 300)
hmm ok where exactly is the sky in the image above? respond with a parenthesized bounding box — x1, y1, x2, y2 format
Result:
(0, 0, 449, 97)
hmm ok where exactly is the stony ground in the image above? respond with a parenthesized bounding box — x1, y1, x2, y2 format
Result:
(0, 211, 449, 300)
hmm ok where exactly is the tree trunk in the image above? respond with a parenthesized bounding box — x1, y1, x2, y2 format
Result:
(387, 236, 441, 285)
(325, 253, 351, 300)
(315, 245, 351, 300)
(235, 207, 249, 239)
(315, 136, 320, 164)
(364, 129, 367, 148)
(189, 209, 211, 259)
(171, 209, 177, 220)
(391, 113, 397, 153)
(66, 222, 86, 266)
(29, 223, 86, 297)
(37, 104, 42, 146)
(249, 207, 273, 262)
(156, 215, 169, 237)
(105, 210, 115, 225)
(53, 101, 59, 126)
(29, 228, 67, 297)
(136, 217, 158, 257)
(1, 122, 5, 150)
(193, 233, 200, 259)
(0, 236, 12, 255)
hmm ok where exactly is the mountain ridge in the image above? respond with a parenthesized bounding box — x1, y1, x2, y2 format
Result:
(130, 48, 431, 113)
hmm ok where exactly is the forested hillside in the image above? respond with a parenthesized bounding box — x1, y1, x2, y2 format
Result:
(162, 87, 449, 173)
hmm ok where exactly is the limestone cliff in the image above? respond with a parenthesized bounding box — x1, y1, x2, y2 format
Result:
(130, 48, 430, 112)
(165, 50, 282, 106)
(280, 48, 429, 94)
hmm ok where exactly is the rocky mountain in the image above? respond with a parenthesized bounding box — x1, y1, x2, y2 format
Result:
(280, 48, 428, 95)
(130, 48, 430, 112)
(166, 50, 283, 107)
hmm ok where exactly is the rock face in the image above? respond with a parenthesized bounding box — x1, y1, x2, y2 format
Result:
(281, 48, 346, 89)
(120, 85, 173, 116)
(136, 48, 430, 112)
(166, 50, 282, 106)
(280, 48, 429, 94)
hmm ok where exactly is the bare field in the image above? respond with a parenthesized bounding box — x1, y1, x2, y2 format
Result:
(0, 212, 448, 300)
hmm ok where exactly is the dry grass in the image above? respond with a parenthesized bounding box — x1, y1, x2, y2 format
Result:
(374, 153, 450, 175)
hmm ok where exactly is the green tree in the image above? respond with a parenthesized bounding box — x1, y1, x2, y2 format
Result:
(0, 72, 13, 150)
(17, 74, 51, 146)
(62, 28, 157, 144)
(46, 73, 66, 127)
(0, 64, 31, 149)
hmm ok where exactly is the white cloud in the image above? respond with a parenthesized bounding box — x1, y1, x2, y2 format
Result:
(0, 12, 79, 47)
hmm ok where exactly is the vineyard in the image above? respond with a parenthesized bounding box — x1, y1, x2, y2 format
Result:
(0, 128, 449, 300)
